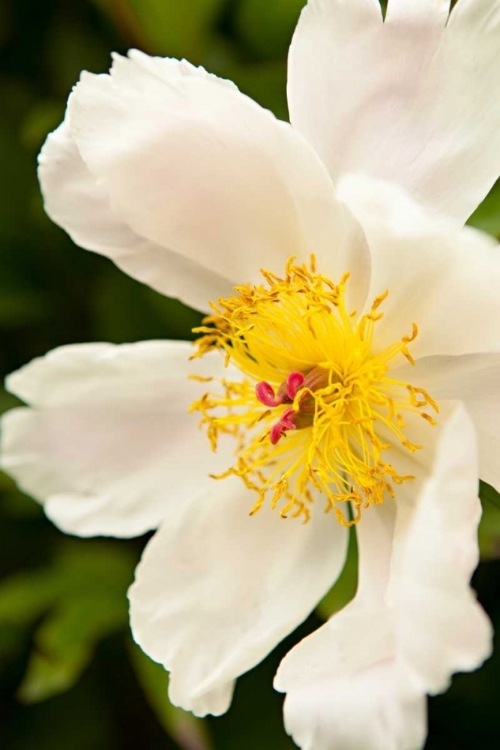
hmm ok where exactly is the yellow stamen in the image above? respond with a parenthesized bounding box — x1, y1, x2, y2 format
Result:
(191, 257, 437, 526)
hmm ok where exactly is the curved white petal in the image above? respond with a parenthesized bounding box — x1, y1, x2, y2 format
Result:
(128, 476, 348, 716)
(65, 52, 363, 299)
(354, 498, 395, 603)
(390, 405, 493, 695)
(110, 49, 239, 95)
(275, 499, 399, 702)
(273, 495, 420, 750)
(275, 584, 425, 750)
(39, 117, 236, 313)
(0, 341, 233, 538)
(278, 641, 425, 750)
(275, 406, 490, 750)
(393, 353, 500, 491)
(288, 0, 500, 224)
(39, 119, 138, 252)
(338, 175, 500, 359)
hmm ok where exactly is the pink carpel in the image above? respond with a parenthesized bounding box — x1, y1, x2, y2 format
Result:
(285, 371, 305, 400)
(256, 372, 306, 445)
(256, 381, 284, 407)
(270, 408, 297, 445)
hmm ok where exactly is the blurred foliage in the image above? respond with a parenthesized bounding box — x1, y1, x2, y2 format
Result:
(234, 0, 306, 59)
(129, 641, 214, 750)
(479, 482, 500, 560)
(0, 0, 499, 748)
(0, 540, 134, 704)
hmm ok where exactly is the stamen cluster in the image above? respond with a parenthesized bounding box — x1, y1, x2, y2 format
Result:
(190, 257, 438, 526)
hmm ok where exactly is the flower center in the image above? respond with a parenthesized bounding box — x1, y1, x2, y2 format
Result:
(190, 256, 438, 526)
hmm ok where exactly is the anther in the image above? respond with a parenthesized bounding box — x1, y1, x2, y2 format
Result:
(192, 258, 439, 526)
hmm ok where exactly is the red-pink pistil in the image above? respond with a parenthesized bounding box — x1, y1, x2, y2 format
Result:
(256, 371, 306, 445)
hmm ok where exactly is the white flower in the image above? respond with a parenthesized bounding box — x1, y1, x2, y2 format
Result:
(1, 2, 500, 748)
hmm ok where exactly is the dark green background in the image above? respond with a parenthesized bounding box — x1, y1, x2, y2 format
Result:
(1, 1, 500, 748)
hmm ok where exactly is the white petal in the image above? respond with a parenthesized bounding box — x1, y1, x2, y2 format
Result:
(275, 603, 425, 750)
(273, 495, 418, 750)
(282, 661, 425, 750)
(110, 49, 239, 95)
(390, 404, 493, 695)
(288, 0, 500, 223)
(66, 52, 362, 295)
(393, 353, 500, 491)
(338, 175, 500, 358)
(189, 682, 236, 718)
(354, 499, 395, 603)
(385, 0, 450, 24)
(275, 406, 490, 750)
(1, 341, 233, 538)
(128, 476, 348, 716)
(39, 118, 234, 313)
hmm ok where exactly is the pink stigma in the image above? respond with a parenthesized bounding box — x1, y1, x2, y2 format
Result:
(255, 372, 306, 445)
(256, 381, 283, 407)
(270, 408, 297, 445)
(256, 371, 305, 408)
(286, 371, 305, 400)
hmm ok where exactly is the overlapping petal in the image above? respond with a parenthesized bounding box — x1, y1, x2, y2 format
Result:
(38, 51, 367, 311)
(389, 406, 493, 694)
(338, 175, 500, 359)
(274, 503, 424, 750)
(276, 406, 491, 750)
(129, 476, 348, 716)
(288, 0, 500, 224)
(39, 118, 234, 312)
(0, 341, 234, 537)
(277, 627, 425, 750)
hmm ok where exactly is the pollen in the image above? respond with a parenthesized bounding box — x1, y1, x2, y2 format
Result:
(190, 256, 438, 527)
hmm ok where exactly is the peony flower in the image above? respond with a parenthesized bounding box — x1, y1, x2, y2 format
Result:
(2, 1, 500, 748)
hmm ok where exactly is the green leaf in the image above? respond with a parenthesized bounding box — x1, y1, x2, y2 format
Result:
(128, 0, 225, 60)
(129, 641, 213, 750)
(18, 595, 126, 703)
(0, 540, 136, 702)
(0, 622, 26, 665)
(316, 524, 358, 620)
(0, 570, 62, 625)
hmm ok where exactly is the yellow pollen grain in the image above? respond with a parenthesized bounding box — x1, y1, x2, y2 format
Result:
(190, 256, 438, 526)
